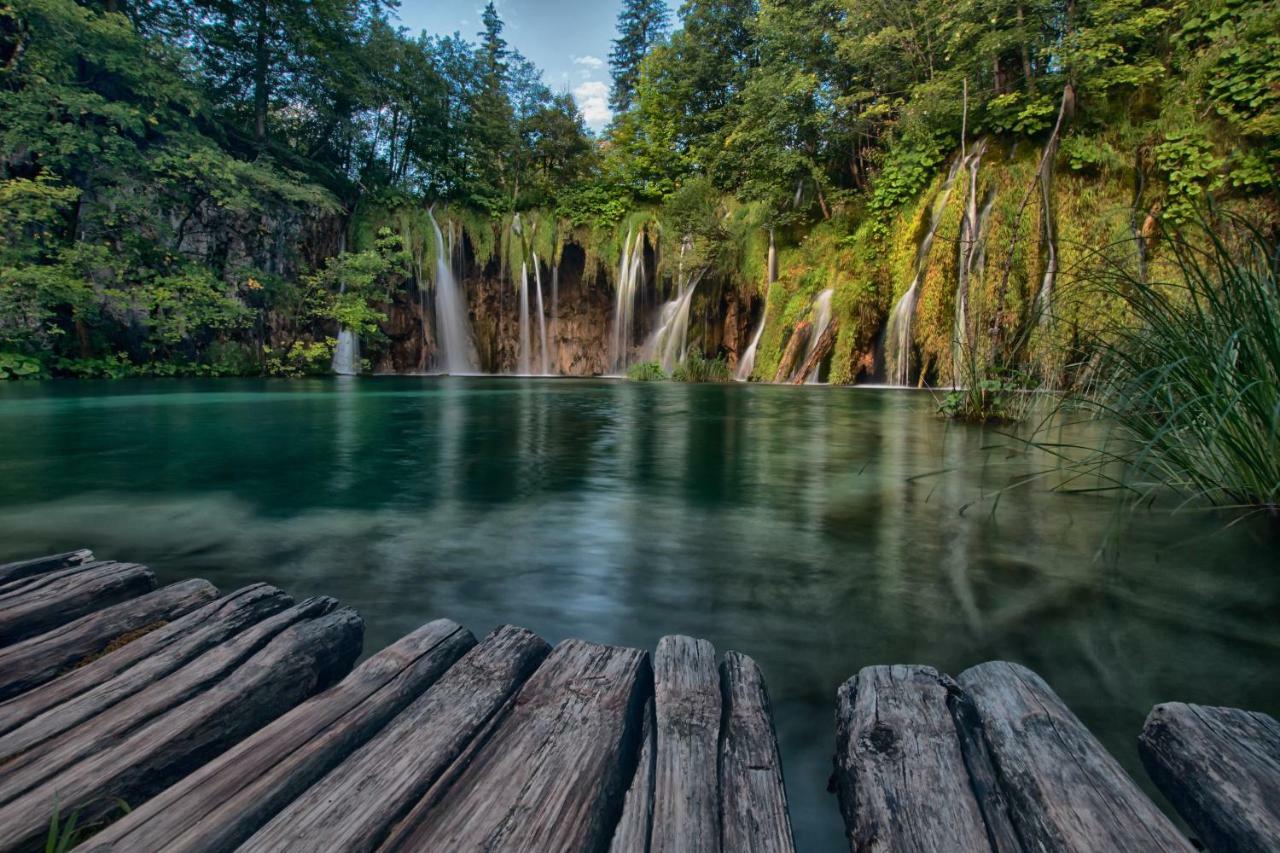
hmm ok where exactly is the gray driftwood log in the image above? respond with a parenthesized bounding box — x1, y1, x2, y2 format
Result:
(609, 697, 656, 853)
(834, 664, 1016, 853)
(83, 618, 475, 853)
(0, 549, 93, 585)
(720, 651, 796, 853)
(0, 561, 155, 646)
(379, 638, 651, 852)
(1139, 702, 1280, 853)
(652, 635, 722, 853)
(0, 584, 288, 760)
(0, 604, 363, 852)
(0, 578, 217, 701)
(958, 661, 1192, 852)
(242, 625, 549, 853)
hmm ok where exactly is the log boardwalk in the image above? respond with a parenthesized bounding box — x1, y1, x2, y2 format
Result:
(0, 549, 1276, 852)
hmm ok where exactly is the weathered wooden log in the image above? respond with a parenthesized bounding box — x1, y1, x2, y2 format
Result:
(0, 559, 115, 598)
(792, 319, 839, 384)
(0, 550, 93, 585)
(720, 652, 795, 853)
(0, 585, 288, 757)
(609, 697, 656, 853)
(1139, 702, 1280, 853)
(0, 561, 155, 647)
(379, 638, 651, 852)
(958, 661, 1192, 852)
(0, 604, 363, 852)
(242, 625, 549, 853)
(652, 635, 722, 853)
(773, 322, 812, 383)
(82, 618, 475, 853)
(833, 665, 1014, 853)
(0, 578, 217, 702)
(0, 596, 341, 803)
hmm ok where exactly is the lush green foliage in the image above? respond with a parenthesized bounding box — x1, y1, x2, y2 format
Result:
(626, 360, 668, 381)
(671, 347, 731, 382)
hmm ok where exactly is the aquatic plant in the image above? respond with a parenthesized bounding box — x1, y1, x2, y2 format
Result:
(626, 360, 667, 382)
(671, 348, 731, 383)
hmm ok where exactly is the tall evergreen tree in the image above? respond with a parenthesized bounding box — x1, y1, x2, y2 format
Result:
(609, 0, 670, 113)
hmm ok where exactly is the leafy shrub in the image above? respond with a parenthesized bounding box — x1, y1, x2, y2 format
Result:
(0, 352, 47, 380)
(938, 375, 1032, 424)
(263, 339, 338, 378)
(626, 361, 667, 382)
(672, 348, 731, 383)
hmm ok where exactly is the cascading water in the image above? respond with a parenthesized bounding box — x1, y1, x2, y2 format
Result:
(533, 254, 550, 375)
(332, 327, 359, 375)
(517, 261, 532, 375)
(611, 227, 646, 372)
(803, 289, 835, 384)
(953, 139, 991, 362)
(426, 209, 477, 374)
(737, 230, 776, 382)
(648, 275, 705, 372)
(884, 154, 968, 386)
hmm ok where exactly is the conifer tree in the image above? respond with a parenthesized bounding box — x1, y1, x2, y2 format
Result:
(609, 0, 670, 114)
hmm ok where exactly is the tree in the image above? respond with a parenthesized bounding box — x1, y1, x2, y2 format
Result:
(609, 0, 670, 113)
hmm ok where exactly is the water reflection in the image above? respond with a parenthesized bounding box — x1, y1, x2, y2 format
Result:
(0, 377, 1277, 850)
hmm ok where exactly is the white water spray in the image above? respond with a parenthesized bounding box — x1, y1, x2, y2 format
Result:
(804, 289, 835, 384)
(332, 328, 359, 375)
(426, 208, 476, 374)
(611, 227, 646, 371)
(517, 261, 531, 375)
(533, 254, 550, 375)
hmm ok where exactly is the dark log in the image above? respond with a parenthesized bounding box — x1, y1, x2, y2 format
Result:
(83, 619, 475, 853)
(792, 319, 839, 385)
(0, 585, 288, 757)
(720, 652, 795, 853)
(0, 579, 217, 702)
(0, 604, 363, 852)
(609, 697, 656, 853)
(0, 561, 155, 647)
(0, 559, 115, 598)
(379, 638, 651, 852)
(0, 597, 341, 804)
(773, 322, 812, 383)
(0, 550, 93, 585)
(1139, 702, 1280, 853)
(833, 665, 1012, 853)
(242, 625, 548, 853)
(652, 635, 721, 853)
(958, 661, 1192, 852)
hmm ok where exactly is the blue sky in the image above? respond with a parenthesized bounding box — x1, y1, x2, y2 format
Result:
(394, 1, 677, 132)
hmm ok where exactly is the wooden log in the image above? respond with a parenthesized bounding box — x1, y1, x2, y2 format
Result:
(833, 665, 1012, 853)
(958, 661, 1192, 852)
(0, 596, 341, 804)
(773, 322, 812, 383)
(82, 618, 476, 853)
(0, 604, 363, 852)
(609, 697, 656, 853)
(0, 578, 217, 702)
(0, 561, 155, 647)
(241, 625, 549, 853)
(0, 585, 289, 756)
(378, 638, 651, 852)
(792, 319, 839, 385)
(0, 559, 116, 598)
(1139, 702, 1280, 853)
(720, 652, 795, 853)
(0, 550, 93, 585)
(652, 635, 722, 853)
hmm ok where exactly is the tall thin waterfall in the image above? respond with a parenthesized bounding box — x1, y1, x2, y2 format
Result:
(517, 261, 532, 375)
(611, 227, 646, 372)
(332, 327, 359, 375)
(953, 139, 991, 361)
(648, 275, 705, 372)
(804, 289, 835, 384)
(426, 209, 476, 374)
(533, 254, 550, 375)
(738, 229, 777, 382)
(884, 155, 967, 386)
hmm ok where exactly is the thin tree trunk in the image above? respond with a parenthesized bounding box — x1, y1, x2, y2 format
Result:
(252, 0, 270, 145)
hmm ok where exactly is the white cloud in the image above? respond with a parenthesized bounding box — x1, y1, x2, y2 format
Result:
(574, 55, 605, 70)
(573, 80, 612, 130)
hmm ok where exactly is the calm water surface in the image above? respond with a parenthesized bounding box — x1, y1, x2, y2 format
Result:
(1, 377, 1278, 850)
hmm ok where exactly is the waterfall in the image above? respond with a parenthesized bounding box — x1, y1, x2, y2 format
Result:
(533, 254, 550, 375)
(648, 271, 704, 372)
(953, 139, 991, 364)
(736, 302, 767, 382)
(611, 227, 646, 372)
(426, 209, 477, 374)
(517, 261, 531, 375)
(803, 289, 835, 384)
(884, 154, 967, 386)
(332, 328, 359, 376)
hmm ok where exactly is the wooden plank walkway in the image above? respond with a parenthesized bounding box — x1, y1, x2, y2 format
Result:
(0, 549, 1275, 852)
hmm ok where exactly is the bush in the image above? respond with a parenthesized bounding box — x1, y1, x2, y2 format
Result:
(671, 348, 731, 383)
(626, 361, 667, 382)
(263, 339, 338, 378)
(0, 352, 47, 380)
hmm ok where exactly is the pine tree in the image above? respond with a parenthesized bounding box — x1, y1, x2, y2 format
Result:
(609, 0, 670, 114)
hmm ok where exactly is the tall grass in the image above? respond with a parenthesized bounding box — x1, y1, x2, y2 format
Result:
(1068, 214, 1280, 510)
